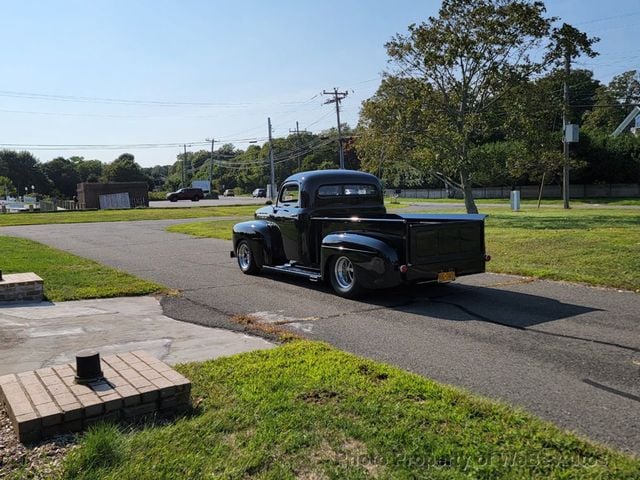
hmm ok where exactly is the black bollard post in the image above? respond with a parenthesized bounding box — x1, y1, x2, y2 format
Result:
(75, 352, 104, 384)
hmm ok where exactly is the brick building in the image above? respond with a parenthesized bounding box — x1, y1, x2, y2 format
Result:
(77, 182, 149, 209)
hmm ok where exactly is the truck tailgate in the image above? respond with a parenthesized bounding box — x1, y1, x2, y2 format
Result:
(408, 220, 484, 265)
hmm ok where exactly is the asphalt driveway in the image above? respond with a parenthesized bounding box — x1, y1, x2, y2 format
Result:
(2, 220, 639, 454)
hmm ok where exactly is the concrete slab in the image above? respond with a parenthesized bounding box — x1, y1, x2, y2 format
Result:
(0, 296, 274, 375)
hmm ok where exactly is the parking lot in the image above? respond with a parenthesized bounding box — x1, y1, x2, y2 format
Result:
(1, 220, 639, 454)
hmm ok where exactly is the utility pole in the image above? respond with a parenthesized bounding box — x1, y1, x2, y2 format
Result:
(289, 121, 308, 171)
(323, 88, 348, 169)
(206, 137, 215, 195)
(268, 117, 275, 200)
(562, 48, 571, 209)
(183, 144, 187, 188)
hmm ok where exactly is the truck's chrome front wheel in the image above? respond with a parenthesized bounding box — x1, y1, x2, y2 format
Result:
(330, 255, 364, 298)
(236, 240, 261, 275)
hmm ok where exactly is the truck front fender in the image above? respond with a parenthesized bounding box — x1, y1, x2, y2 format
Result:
(232, 220, 285, 266)
(321, 232, 401, 289)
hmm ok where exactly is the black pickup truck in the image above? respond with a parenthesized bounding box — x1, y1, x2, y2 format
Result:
(232, 170, 489, 298)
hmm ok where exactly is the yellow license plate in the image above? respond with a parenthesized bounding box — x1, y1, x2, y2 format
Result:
(437, 271, 456, 283)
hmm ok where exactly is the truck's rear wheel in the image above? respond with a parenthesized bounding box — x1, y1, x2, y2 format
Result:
(330, 255, 364, 298)
(236, 240, 261, 274)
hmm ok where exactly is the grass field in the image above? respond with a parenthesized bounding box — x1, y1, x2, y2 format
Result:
(166, 206, 640, 292)
(166, 218, 242, 240)
(0, 236, 164, 301)
(0, 205, 258, 227)
(56, 341, 638, 479)
(484, 208, 640, 291)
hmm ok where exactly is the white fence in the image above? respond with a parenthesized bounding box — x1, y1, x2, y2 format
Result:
(386, 184, 640, 199)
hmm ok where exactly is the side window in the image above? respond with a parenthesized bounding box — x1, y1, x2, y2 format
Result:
(279, 184, 299, 206)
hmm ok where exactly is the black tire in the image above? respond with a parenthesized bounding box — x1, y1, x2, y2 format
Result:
(168, 196, 178, 202)
(329, 255, 364, 298)
(192, 195, 200, 202)
(236, 240, 262, 275)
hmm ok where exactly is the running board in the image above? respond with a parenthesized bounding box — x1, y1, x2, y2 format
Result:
(263, 265, 322, 282)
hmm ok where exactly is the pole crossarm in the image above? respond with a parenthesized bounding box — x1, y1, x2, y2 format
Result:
(323, 88, 349, 169)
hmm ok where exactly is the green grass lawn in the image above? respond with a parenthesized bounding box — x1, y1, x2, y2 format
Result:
(484, 208, 640, 292)
(166, 206, 640, 292)
(58, 341, 638, 479)
(0, 205, 259, 227)
(166, 218, 245, 240)
(0, 236, 164, 301)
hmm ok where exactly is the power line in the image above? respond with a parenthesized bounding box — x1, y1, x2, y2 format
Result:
(0, 90, 321, 108)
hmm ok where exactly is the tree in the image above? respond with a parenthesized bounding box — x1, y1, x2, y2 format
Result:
(583, 70, 640, 134)
(42, 157, 81, 198)
(0, 150, 51, 196)
(0, 176, 14, 198)
(72, 157, 104, 183)
(379, 0, 555, 213)
(102, 153, 151, 188)
(357, 76, 434, 188)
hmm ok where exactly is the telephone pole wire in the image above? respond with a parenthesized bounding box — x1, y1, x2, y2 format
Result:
(268, 117, 276, 200)
(323, 88, 348, 169)
(289, 121, 308, 171)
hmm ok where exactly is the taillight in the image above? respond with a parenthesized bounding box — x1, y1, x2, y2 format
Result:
(399, 265, 409, 273)
(484, 254, 491, 262)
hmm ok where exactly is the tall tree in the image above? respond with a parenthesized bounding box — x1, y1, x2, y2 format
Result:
(382, 0, 555, 213)
(0, 150, 51, 195)
(42, 157, 81, 198)
(72, 157, 104, 183)
(357, 76, 433, 188)
(583, 70, 640, 134)
(547, 22, 599, 208)
(102, 153, 151, 187)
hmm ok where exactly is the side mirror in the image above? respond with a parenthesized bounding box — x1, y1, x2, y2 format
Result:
(265, 200, 273, 205)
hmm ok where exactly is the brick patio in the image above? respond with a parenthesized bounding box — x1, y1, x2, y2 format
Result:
(0, 350, 191, 442)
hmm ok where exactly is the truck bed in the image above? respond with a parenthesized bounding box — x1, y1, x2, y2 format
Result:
(312, 212, 487, 282)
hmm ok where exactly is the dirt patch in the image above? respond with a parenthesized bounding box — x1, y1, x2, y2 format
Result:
(0, 405, 75, 479)
(232, 315, 303, 343)
(296, 437, 382, 479)
(357, 364, 389, 382)
(298, 390, 339, 404)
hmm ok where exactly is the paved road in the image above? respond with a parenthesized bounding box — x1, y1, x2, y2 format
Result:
(2, 221, 639, 454)
(149, 197, 265, 208)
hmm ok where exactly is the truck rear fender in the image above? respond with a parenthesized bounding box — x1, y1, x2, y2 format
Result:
(321, 232, 401, 289)
(232, 220, 285, 266)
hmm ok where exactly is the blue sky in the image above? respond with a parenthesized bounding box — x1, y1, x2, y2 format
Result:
(1, 0, 638, 167)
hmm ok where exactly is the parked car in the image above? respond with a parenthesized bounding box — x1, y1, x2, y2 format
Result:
(252, 188, 266, 198)
(166, 188, 204, 202)
(223, 189, 235, 197)
(232, 169, 489, 298)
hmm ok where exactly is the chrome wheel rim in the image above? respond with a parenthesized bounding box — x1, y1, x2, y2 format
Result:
(334, 256, 354, 290)
(238, 243, 251, 270)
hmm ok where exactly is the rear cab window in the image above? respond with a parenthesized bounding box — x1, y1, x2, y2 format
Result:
(317, 184, 379, 197)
